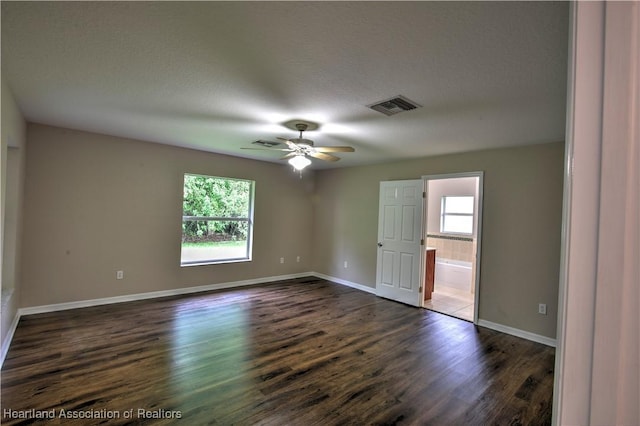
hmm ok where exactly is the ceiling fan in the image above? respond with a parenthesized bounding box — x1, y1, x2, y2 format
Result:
(242, 122, 354, 171)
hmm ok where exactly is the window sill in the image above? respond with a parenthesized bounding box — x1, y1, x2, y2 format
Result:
(180, 258, 252, 267)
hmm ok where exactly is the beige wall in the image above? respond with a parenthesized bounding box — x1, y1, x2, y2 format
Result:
(20, 124, 315, 307)
(1, 76, 27, 350)
(312, 142, 564, 338)
(18, 123, 563, 340)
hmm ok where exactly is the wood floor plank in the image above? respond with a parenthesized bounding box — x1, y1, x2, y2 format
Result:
(1, 277, 555, 425)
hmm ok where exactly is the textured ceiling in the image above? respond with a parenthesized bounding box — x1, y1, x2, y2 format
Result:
(1, 1, 569, 169)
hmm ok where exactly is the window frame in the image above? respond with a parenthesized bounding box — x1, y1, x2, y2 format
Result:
(440, 195, 474, 236)
(180, 174, 255, 267)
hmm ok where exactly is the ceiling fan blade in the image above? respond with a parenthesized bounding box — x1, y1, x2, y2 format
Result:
(314, 146, 355, 153)
(309, 152, 340, 162)
(280, 152, 297, 160)
(277, 137, 299, 150)
(276, 136, 295, 145)
(290, 138, 314, 146)
(241, 147, 294, 152)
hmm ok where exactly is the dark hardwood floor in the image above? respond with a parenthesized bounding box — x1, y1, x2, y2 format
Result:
(1, 277, 555, 425)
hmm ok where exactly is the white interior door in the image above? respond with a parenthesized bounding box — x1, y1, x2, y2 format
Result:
(375, 180, 424, 307)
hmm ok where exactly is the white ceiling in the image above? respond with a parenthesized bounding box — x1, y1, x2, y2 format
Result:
(1, 1, 569, 169)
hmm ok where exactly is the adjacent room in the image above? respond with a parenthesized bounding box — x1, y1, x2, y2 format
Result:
(2, 2, 638, 425)
(424, 175, 481, 322)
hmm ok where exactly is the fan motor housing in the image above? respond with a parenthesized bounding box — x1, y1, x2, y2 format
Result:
(291, 138, 314, 147)
(283, 120, 319, 132)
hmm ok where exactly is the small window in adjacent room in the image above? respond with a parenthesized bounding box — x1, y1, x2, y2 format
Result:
(441, 196, 474, 235)
(181, 174, 254, 266)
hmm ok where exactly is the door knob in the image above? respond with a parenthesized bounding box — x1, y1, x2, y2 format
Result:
(377, 242, 383, 247)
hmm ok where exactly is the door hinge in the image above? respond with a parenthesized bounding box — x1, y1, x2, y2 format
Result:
(423, 191, 426, 198)
(419, 286, 423, 292)
(421, 238, 424, 245)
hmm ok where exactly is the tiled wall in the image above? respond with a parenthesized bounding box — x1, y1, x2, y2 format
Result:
(426, 235, 475, 263)
(427, 235, 477, 295)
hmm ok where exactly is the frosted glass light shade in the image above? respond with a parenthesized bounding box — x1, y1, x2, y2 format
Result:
(288, 155, 311, 170)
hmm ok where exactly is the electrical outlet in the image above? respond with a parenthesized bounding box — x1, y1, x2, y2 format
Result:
(280, 257, 285, 264)
(344, 261, 348, 268)
(116, 270, 124, 280)
(296, 256, 300, 263)
(538, 303, 547, 315)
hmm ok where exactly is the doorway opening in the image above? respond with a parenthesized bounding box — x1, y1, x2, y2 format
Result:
(422, 173, 483, 323)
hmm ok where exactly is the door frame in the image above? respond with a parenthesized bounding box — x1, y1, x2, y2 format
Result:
(421, 171, 484, 324)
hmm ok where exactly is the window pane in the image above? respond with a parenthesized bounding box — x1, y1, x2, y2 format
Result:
(181, 174, 254, 265)
(183, 175, 251, 218)
(442, 215, 473, 234)
(181, 220, 249, 264)
(443, 196, 474, 214)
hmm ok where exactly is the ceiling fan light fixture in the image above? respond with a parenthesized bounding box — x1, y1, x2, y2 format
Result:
(288, 155, 311, 171)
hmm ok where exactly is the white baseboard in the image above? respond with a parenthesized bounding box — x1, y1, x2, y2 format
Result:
(1, 311, 21, 367)
(315, 274, 557, 348)
(4, 273, 554, 373)
(477, 319, 557, 347)
(19, 272, 311, 316)
(311, 272, 376, 294)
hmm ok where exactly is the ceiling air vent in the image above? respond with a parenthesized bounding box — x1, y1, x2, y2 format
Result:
(252, 140, 281, 148)
(368, 95, 421, 116)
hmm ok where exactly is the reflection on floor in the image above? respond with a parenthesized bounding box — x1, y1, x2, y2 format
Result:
(424, 285, 474, 322)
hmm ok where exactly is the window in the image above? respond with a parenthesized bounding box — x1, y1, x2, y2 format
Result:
(441, 196, 474, 235)
(181, 174, 254, 266)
